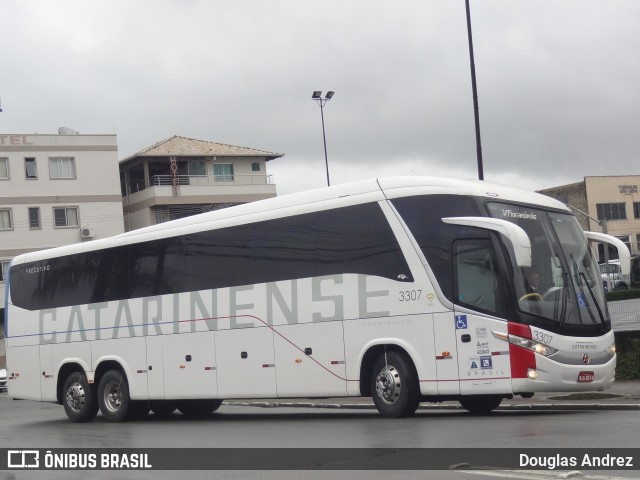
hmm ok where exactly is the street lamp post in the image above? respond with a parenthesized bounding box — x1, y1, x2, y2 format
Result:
(567, 204, 608, 234)
(311, 90, 334, 186)
(465, 0, 484, 181)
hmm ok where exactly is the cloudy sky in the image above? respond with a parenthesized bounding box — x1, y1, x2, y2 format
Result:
(2, 0, 638, 195)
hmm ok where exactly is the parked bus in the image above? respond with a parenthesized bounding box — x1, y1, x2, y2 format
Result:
(3, 177, 630, 422)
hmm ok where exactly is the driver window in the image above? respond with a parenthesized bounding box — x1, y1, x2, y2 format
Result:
(453, 239, 506, 317)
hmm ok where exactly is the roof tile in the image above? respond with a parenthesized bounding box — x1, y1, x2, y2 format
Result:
(122, 135, 284, 162)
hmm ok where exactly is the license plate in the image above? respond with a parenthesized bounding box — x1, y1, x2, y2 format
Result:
(578, 371, 594, 382)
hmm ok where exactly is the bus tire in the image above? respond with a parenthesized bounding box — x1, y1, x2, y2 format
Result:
(62, 372, 99, 423)
(459, 395, 502, 415)
(371, 351, 420, 418)
(177, 399, 223, 418)
(98, 370, 131, 422)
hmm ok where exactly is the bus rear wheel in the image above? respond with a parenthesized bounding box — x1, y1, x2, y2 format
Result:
(62, 372, 99, 423)
(371, 351, 420, 418)
(177, 399, 223, 418)
(459, 395, 503, 415)
(98, 370, 132, 422)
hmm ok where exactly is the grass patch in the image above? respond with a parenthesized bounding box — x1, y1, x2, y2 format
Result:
(606, 288, 640, 302)
(616, 338, 640, 380)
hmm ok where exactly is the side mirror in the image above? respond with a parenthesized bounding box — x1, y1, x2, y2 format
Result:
(585, 231, 631, 275)
(442, 216, 531, 267)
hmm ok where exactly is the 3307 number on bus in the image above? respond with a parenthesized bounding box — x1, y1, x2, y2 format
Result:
(399, 290, 422, 302)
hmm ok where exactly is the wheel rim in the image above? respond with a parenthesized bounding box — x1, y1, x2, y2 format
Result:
(375, 365, 401, 405)
(102, 380, 123, 413)
(65, 382, 86, 413)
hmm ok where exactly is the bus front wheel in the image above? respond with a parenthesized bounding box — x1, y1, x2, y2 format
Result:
(98, 370, 132, 422)
(371, 351, 420, 418)
(62, 372, 99, 423)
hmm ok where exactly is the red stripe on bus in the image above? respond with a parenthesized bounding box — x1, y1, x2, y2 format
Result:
(508, 322, 535, 378)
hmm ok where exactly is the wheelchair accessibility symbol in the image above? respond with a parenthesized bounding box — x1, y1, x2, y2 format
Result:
(455, 315, 468, 330)
(480, 356, 493, 369)
(577, 293, 587, 308)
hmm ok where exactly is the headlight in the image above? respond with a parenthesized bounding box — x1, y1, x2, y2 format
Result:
(606, 344, 616, 357)
(508, 334, 558, 356)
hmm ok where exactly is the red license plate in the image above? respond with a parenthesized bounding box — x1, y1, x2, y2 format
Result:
(578, 371, 594, 383)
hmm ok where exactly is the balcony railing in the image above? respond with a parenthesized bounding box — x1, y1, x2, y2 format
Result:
(125, 173, 274, 195)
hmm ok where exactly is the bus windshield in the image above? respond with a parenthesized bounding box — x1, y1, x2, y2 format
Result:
(486, 203, 608, 328)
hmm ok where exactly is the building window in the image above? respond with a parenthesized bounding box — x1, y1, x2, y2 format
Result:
(634, 202, 640, 219)
(188, 160, 206, 176)
(49, 157, 76, 179)
(0, 158, 9, 179)
(1, 260, 10, 283)
(0, 208, 12, 230)
(213, 163, 234, 182)
(596, 203, 626, 221)
(29, 207, 41, 229)
(251, 162, 260, 172)
(618, 235, 631, 253)
(597, 236, 630, 260)
(25, 157, 38, 179)
(53, 206, 79, 228)
(153, 206, 171, 224)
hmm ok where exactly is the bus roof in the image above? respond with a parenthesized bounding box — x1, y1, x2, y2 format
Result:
(11, 176, 568, 266)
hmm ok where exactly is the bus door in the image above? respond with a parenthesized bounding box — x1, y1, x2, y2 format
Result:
(432, 312, 461, 395)
(453, 311, 511, 395)
(452, 239, 511, 395)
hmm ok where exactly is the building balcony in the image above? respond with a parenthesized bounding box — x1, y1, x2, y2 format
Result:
(122, 173, 277, 206)
(126, 173, 274, 194)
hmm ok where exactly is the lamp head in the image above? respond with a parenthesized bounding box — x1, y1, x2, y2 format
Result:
(312, 91, 322, 99)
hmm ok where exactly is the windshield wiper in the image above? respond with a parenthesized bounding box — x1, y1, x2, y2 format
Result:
(579, 271, 606, 327)
(570, 253, 604, 326)
(558, 270, 569, 330)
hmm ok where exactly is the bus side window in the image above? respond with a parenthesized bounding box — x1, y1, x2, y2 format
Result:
(391, 194, 485, 302)
(453, 239, 506, 317)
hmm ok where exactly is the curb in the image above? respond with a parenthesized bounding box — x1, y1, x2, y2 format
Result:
(224, 400, 640, 411)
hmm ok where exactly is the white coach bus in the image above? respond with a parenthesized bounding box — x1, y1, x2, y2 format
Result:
(4, 177, 629, 422)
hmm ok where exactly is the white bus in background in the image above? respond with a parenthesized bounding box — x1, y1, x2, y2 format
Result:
(3, 177, 630, 422)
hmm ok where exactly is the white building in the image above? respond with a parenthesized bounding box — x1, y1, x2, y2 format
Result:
(0, 132, 125, 324)
(119, 135, 283, 231)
